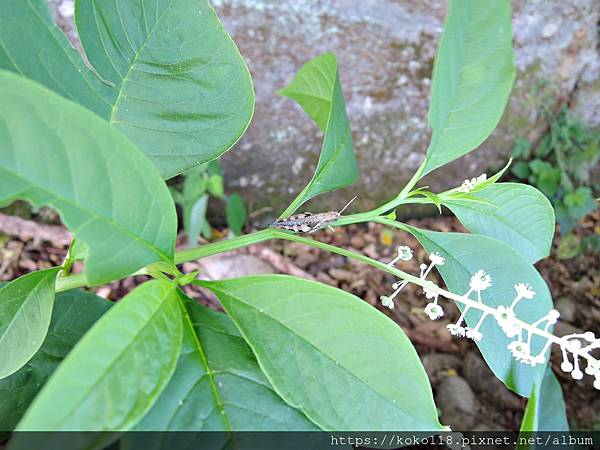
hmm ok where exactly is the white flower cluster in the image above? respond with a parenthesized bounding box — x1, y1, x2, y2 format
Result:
(457, 174, 487, 193)
(380, 245, 600, 390)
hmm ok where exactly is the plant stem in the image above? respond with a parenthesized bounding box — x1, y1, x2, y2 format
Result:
(334, 161, 429, 224)
(397, 160, 426, 199)
(53, 198, 424, 293)
(174, 229, 274, 264)
(54, 225, 422, 292)
(55, 272, 89, 292)
(52, 161, 428, 294)
(55, 267, 148, 293)
(52, 221, 598, 369)
(269, 230, 424, 285)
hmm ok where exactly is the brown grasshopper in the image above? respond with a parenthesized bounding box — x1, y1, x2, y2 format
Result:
(269, 196, 357, 233)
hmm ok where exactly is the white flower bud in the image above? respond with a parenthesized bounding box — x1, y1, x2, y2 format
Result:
(561, 361, 573, 372)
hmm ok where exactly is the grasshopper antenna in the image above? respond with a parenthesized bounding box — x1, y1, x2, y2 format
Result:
(339, 196, 357, 215)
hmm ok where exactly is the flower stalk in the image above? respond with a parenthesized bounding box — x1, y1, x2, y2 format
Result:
(379, 245, 600, 390)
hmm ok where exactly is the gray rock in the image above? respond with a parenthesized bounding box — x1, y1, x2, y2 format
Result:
(197, 253, 275, 280)
(47, 0, 600, 214)
(422, 353, 461, 382)
(555, 297, 577, 323)
(554, 321, 583, 338)
(212, 0, 600, 214)
(462, 352, 522, 411)
(436, 375, 478, 430)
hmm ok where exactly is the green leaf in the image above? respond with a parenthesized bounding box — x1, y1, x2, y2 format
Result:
(131, 293, 317, 432)
(0, 71, 177, 284)
(69, 239, 89, 261)
(512, 138, 532, 159)
(226, 193, 247, 236)
(384, 210, 397, 220)
(182, 168, 208, 204)
(187, 194, 209, 248)
(444, 183, 555, 263)
(469, 158, 512, 194)
(556, 188, 597, 235)
(564, 186, 596, 210)
(207, 174, 225, 198)
(14, 280, 182, 432)
(442, 158, 511, 199)
(279, 53, 358, 214)
(443, 192, 496, 206)
(405, 227, 553, 397)
(556, 234, 582, 260)
(520, 367, 569, 433)
(198, 275, 444, 431)
(534, 134, 552, 158)
(512, 161, 531, 179)
(419, 191, 443, 214)
(528, 160, 561, 197)
(528, 159, 550, 174)
(423, 0, 515, 175)
(0, 268, 60, 380)
(0, 290, 111, 431)
(0, 0, 254, 179)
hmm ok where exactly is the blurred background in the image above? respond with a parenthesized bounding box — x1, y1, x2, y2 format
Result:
(1, 0, 598, 431)
(214, 0, 600, 216)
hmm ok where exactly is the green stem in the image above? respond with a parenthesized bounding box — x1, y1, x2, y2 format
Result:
(53, 163, 429, 294)
(372, 216, 411, 231)
(174, 229, 274, 264)
(397, 160, 426, 200)
(55, 267, 149, 293)
(55, 225, 429, 293)
(269, 229, 423, 285)
(334, 161, 428, 223)
(335, 197, 431, 227)
(55, 272, 88, 292)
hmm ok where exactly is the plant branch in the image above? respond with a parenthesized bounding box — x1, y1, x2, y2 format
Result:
(52, 216, 599, 374)
(52, 198, 423, 293)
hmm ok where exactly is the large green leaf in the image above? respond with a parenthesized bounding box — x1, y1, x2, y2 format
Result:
(0, 71, 177, 284)
(0, 269, 60, 380)
(130, 293, 317, 434)
(406, 227, 553, 397)
(423, 0, 515, 175)
(520, 367, 569, 433)
(0, 0, 254, 179)
(198, 275, 444, 431)
(279, 53, 358, 214)
(444, 183, 555, 263)
(0, 289, 111, 431)
(14, 280, 182, 433)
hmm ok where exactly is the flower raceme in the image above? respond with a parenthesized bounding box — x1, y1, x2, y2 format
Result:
(381, 245, 600, 390)
(457, 174, 487, 193)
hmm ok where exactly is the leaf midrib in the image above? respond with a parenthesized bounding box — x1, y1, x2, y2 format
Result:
(0, 273, 53, 359)
(446, 194, 549, 258)
(34, 282, 177, 430)
(180, 305, 232, 432)
(431, 6, 471, 140)
(25, 0, 112, 108)
(108, 0, 173, 123)
(218, 288, 433, 430)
